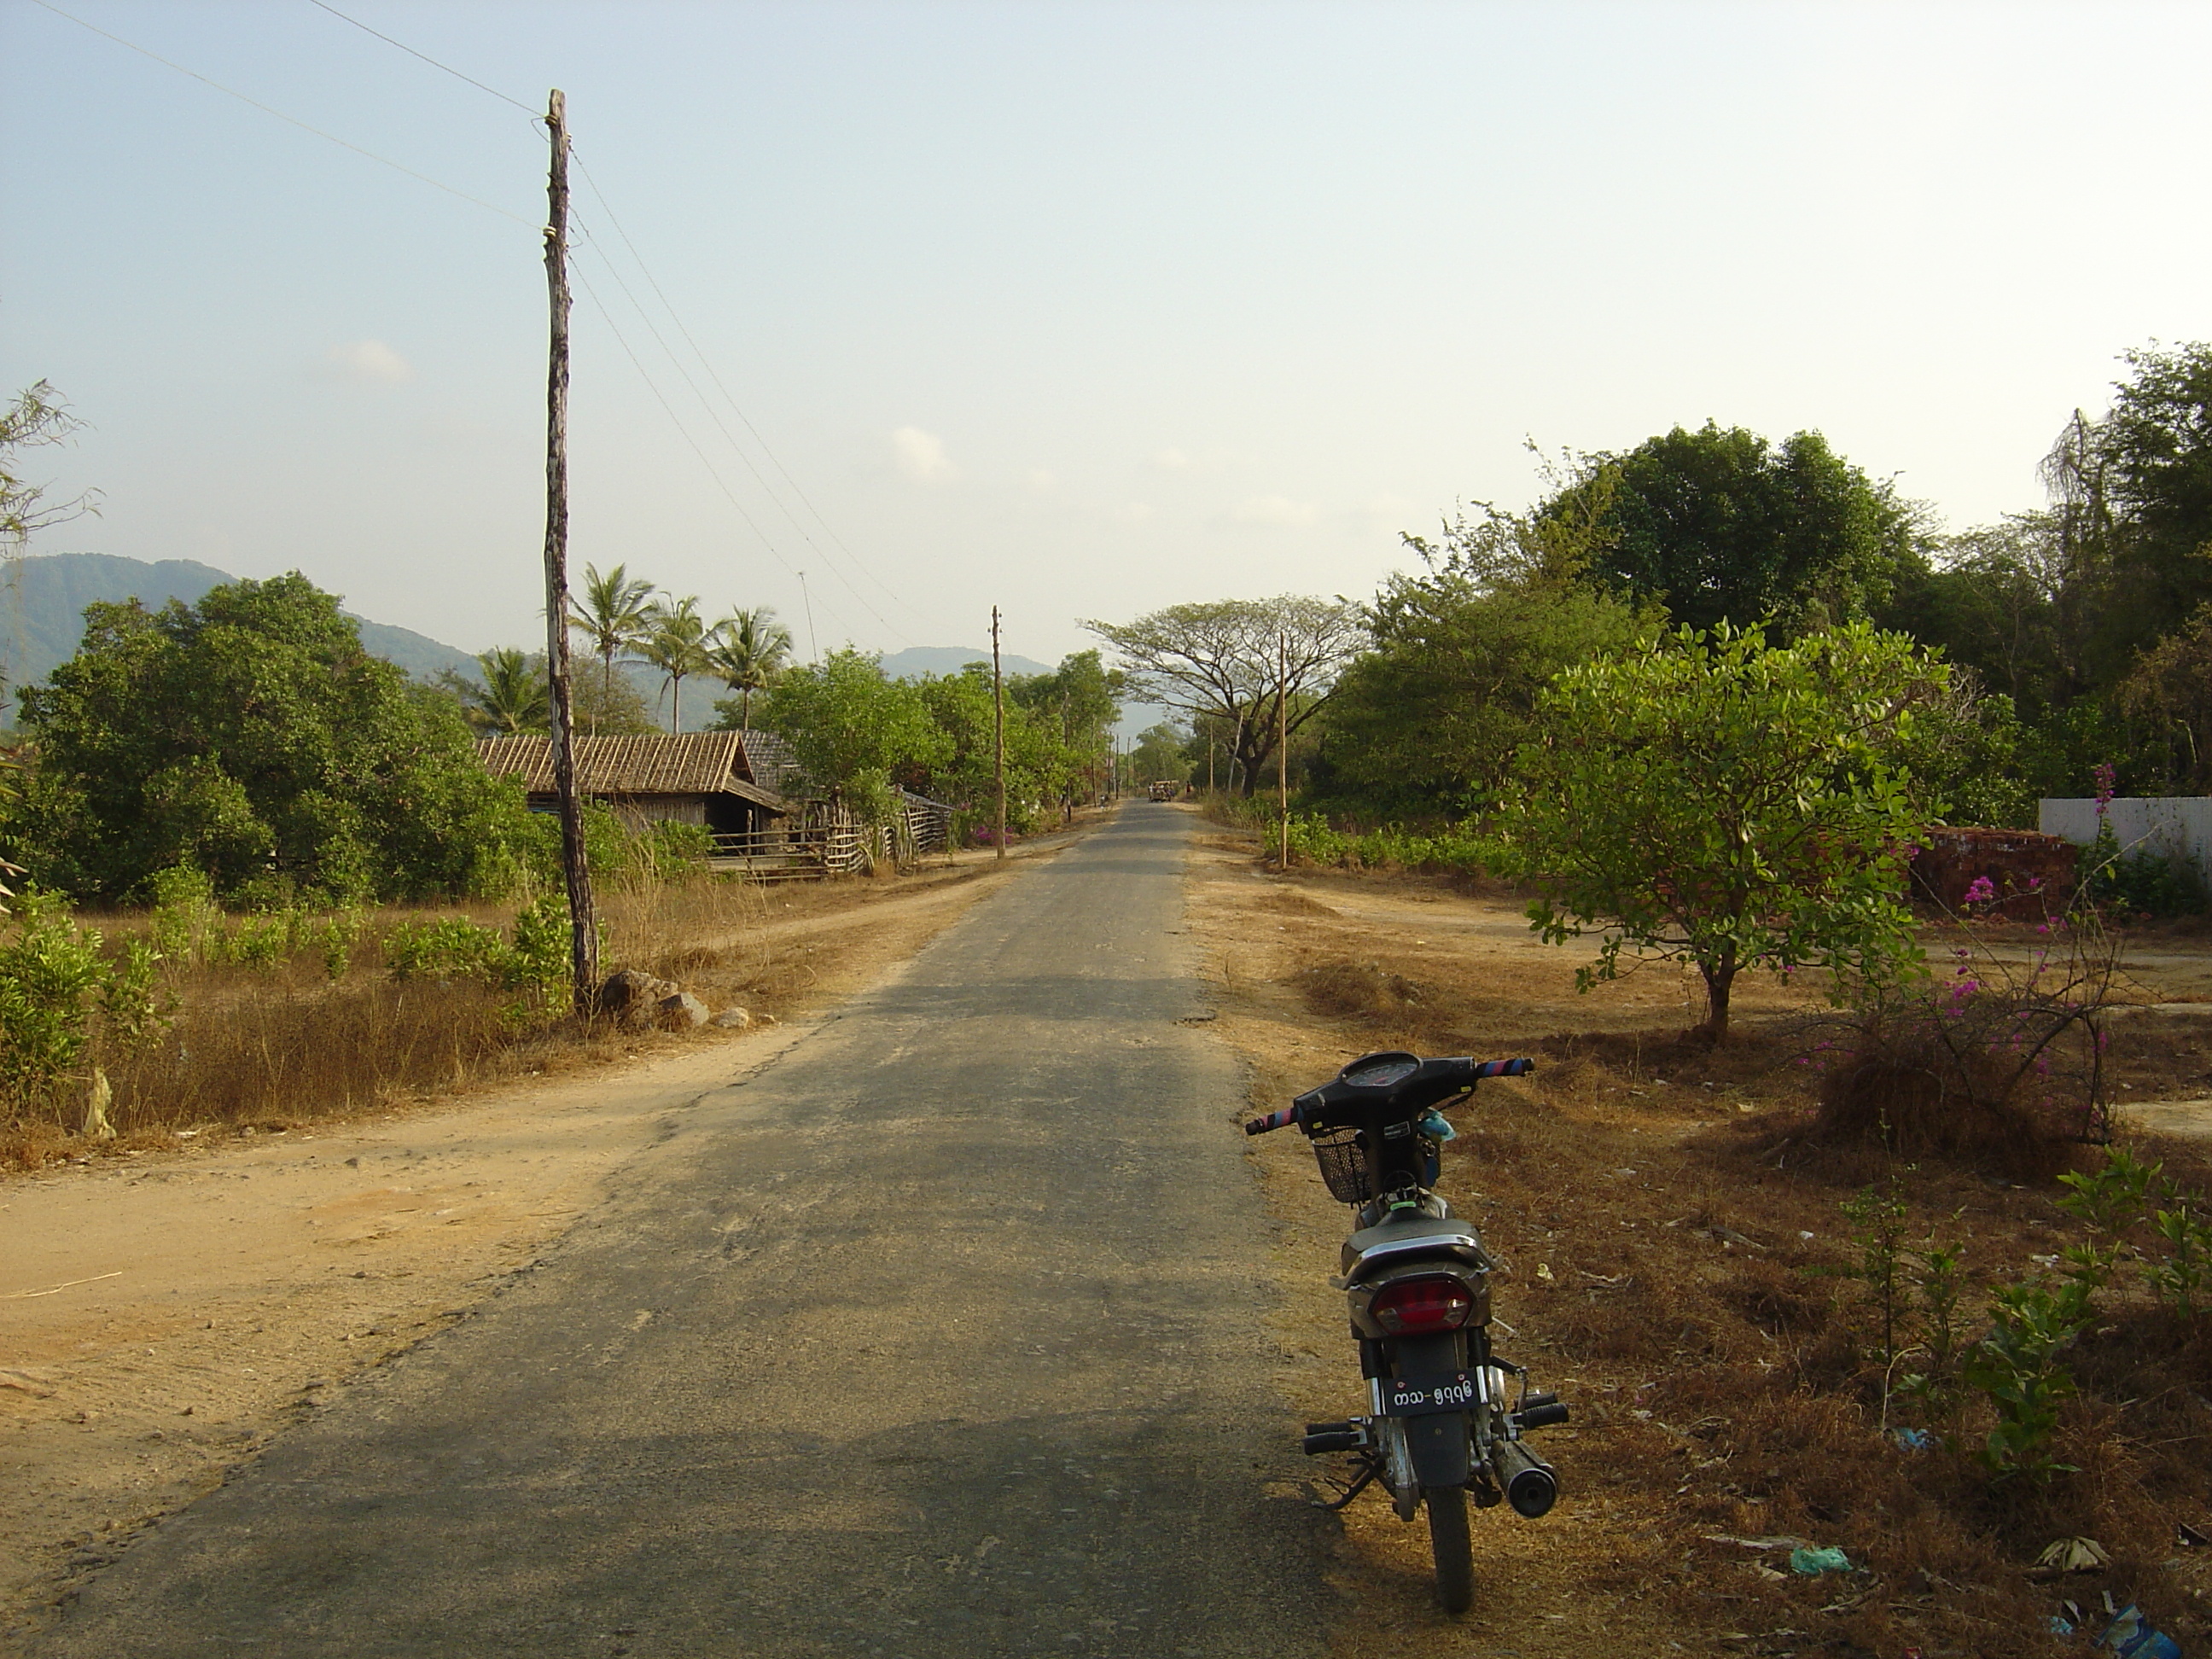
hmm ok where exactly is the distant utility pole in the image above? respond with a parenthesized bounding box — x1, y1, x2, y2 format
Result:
(541, 88, 597, 1016)
(992, 606, 1006, 862)
(796, 570, 818, 662)
(1278, 634, 1290, 869)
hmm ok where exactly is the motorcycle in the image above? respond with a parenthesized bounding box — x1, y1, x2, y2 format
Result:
(1246, 1051, 1569, 1614)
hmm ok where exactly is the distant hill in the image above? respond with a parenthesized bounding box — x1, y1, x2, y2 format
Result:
(878, 645, 1057, 681)
(0, 552, 476, 694)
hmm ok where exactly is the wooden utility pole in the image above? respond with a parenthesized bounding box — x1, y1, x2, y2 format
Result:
(541, 89, 597, 1016)
(1278, 634, 1290, 868)
(991, 607, 1006, 861)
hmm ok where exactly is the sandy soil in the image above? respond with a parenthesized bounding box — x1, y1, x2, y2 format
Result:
(0, 830, 1081, 1628)
(1177, 815, 2212, 1655)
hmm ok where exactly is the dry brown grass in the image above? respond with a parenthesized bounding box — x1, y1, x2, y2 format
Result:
(1194, 831, 2212, 1656)
(1, 862, 979, 1171)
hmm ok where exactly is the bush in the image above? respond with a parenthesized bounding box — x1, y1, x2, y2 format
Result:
(0, 890, 164, 1121)
(385, 894, 572, 1002)
(3, 575, 547, 905)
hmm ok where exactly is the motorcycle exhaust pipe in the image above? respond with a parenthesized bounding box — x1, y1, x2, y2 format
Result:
(1488, 1440, 1558, 1518)
(1302, 1420, 1367, 1456)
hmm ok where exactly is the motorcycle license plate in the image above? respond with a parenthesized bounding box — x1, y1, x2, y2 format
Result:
(1377, 1371, 1480, 1417)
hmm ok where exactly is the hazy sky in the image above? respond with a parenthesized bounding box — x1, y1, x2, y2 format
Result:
(4, 1, 2209, 665)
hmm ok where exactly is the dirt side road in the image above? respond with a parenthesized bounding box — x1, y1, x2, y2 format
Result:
(17, 806, 1333, 1658)
(0, 843, 1066, 1639)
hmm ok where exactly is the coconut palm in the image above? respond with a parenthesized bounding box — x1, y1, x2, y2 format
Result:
(707, 606, 795, 731)
(635, 595, 716, 733)
(467, 647, 550, 735)
(568, 562, 657, 734)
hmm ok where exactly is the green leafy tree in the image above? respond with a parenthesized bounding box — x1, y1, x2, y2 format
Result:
(567, 562, 656, 734)
(755, 649, 949, 818)
(707, 607, 794, 731)
(636, 595, 716, 733)
(1084, 597, 1361, 796)
(1008, 649, 1125, 812)
(1545, 422, 1924, 635)
(1324, 499, 1659, 816)
(1127, 722, 1189, 786)
(3, 575, 533, 905)
(1504, 621, 1939, 1041)
(2046, 343, 2212, 673)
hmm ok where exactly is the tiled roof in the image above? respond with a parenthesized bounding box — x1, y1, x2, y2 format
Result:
(477, 734, 788, 808)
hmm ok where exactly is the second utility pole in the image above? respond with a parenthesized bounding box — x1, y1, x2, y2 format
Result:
(1278, 634, 1289, 869)
(992, 607, 1006, 862)
(542, 88, 597, 1016)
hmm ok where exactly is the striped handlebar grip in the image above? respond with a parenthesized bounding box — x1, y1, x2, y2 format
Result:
(1244, 1105, 1300, 1135)
(1471, 1057, 1535, 1079)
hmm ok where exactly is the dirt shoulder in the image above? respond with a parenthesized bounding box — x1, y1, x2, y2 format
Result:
(0, 823, 1090, 1632)
(1181, 813, 2212, 1656)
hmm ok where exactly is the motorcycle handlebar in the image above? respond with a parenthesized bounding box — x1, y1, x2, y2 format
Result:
(1466, 1057, 1535, 1080)
(1244, 1056, 1535, 1135)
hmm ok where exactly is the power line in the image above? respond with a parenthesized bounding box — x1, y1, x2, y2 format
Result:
(294, 0, 915, 636)
(26, 0, 532, 224)
(569, 152, 915, 620)
(568, 211, 912, 646)
(302, 0, 539, 115)
(568, 260, 864, 647)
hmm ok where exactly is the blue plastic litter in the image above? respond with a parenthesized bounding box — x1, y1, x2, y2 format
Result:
(1789, 1545, 1851, 1575)
(1892, 1427, 1934, 1451)
(2096, 1603, 2182, 1659)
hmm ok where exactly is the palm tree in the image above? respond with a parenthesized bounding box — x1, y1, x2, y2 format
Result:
(636, 595, 716, 733)
(469, 647, 550, 735)
(707, 606, 794, 731)
(568, 563, 656, 734)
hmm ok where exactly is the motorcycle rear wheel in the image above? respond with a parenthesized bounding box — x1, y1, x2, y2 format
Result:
(1423, 1484, 1474, 1614)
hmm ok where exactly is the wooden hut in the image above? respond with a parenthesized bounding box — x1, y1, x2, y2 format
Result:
(476, 733, 790, 840)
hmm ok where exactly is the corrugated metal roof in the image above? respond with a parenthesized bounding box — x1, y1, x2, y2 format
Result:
(477, 734, 788, 810)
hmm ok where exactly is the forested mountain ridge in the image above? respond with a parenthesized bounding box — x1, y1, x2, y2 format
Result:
(1, 551, 475, 695)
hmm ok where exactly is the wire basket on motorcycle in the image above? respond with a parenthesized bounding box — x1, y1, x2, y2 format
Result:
(1307, 1125, 1368, 1204)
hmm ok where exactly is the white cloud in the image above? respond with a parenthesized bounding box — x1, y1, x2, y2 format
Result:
(1152, 446, 1195, 472)
(1363, 492, 1415, 520)
(1231, 494, 1321, 527)
(324, 339, 415, 384)
(1114, 501, 1155, 524)
(1027, 468, 1057, 493)
(893, 425, 955, 483)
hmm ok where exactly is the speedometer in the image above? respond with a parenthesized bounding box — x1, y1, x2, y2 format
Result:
(1341, 1052, 1419, 1089)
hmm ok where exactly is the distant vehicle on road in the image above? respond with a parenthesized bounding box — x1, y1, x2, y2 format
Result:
(1146, 780, 1182, 800)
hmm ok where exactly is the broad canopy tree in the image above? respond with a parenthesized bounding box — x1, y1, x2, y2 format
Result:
(1323, 496, 1658, 816)
(1085, 596, 1363, 796)
(1504, 621, 1942, 1043)
(1543, 422, 1924, 635)
(4, 575, 531, 906)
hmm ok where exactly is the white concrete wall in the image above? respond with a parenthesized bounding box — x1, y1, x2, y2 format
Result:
(2040, 797, 2212, 872)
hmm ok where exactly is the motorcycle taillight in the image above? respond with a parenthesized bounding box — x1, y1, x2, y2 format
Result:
(1370, 1276, 1476, 1335)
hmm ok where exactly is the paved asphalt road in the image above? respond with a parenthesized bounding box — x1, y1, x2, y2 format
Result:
(27, 806, 1333, 1658)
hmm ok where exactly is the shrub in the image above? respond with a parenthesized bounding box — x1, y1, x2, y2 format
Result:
(384, 894, 571, 1004)
(0, 890, 165, 1121)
